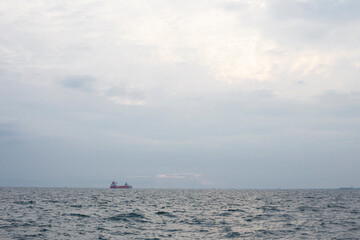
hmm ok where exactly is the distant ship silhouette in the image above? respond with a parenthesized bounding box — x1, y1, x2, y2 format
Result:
(110, 180, 132, 189)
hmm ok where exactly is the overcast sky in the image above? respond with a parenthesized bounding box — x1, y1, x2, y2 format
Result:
(1, 0, 360, 188)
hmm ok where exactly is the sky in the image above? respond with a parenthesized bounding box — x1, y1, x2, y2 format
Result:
(1, 0, 360, 188)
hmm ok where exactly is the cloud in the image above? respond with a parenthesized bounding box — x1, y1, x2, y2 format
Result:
(105, 86, 146, 105)
(154, 173, 212, 188)
(2, 0, 359, 98)
(268, 0, 360, 23)
(0, 122, 18, 139)
(59, 75, 96, 91)
(156, 173, 202, 180)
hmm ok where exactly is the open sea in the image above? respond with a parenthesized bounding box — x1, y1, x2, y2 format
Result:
(0, 188, 359, 239)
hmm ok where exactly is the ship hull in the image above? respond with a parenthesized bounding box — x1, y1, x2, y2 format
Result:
(110, 186, 132, 189)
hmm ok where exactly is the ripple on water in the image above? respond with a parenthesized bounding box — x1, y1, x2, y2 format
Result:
(69, 213, 90, 218)
(14, 200, 36, 205)
(106, 212, 148, 223)
(155, 211, 176, 217)
(224, 231, 241, 238)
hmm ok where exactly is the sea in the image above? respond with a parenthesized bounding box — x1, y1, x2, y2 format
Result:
(0, 188, 359, 239)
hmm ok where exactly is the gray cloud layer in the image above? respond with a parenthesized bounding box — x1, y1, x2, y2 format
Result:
(0, 0, 359, 188)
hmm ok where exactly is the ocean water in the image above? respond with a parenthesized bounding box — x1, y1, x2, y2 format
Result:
(0, 188, 359, 239)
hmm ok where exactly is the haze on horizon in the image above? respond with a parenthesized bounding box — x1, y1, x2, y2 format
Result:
(1, 0, 360, 189)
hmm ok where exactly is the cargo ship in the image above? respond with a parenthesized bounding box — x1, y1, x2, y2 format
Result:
(110, 180, 132, 189)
